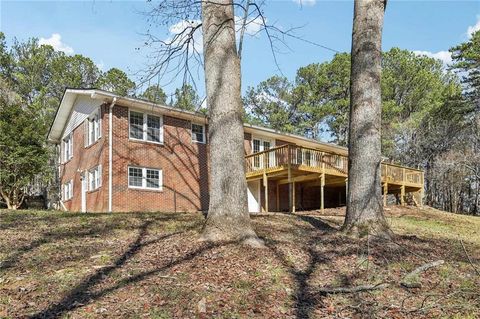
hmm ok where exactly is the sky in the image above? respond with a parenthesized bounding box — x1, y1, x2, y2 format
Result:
(1, 0, 479, 100)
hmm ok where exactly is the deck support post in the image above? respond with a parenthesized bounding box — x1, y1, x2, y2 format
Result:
(263, 172, 268, 213)
(287, 145, 293, 213)
(276, 183, 280, 212)
(383, 182, 388, 207)
(345, 178, 348, 202)
(320, 173, 325, 213)
(401, 185, 406, 206)
(292, 181, 296, 213)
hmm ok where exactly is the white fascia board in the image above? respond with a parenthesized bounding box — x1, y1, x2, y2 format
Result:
(90, 91, 208, 124)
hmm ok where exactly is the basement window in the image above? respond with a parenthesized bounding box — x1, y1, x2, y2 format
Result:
(128, 166, 162, 190)
(191, 123, 205, 143)
(129, 110, 163, 144)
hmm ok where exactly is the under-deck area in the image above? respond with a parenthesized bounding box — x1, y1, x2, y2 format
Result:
(245, 144, 424, 213)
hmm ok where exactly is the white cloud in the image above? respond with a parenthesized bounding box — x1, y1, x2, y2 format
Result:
(235, 15, 264, 36)
(467, 15, 480, 38)
(165, 16, 264, 55)
(166, 20, 203, 53)
(292, 0, 316, 7)
(413, 50, 452, 66)
(39, 33, 74, 54)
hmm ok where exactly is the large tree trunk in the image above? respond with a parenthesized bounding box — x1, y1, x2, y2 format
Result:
(342, 0, 391, 237)
(200, 0, 263, 246)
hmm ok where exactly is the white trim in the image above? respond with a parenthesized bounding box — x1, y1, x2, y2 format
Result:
(88, 165, 102, 191)
(108, 98, 116, 213)
(251, 136, 275, 154)
(191, 122, 206, 144)
(127, 166, 163, 191)
(63, 133, 73, 163)
(62, 179, 73, 201)
(85, 107, 102, 147)
(128, 109, 164, 145)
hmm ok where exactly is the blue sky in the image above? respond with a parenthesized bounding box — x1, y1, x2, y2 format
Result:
(1, 0, 479, 99)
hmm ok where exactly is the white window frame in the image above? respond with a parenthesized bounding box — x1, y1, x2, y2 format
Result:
(191, 123, 206, 144)
(128, 166, 163, 191)
(63, 133, 73, 162)
(128, 110, 164, 144)
(63, 180, 73, 201)
(85, 108, 101, 147)
(251, 136, 275, 168)
(88, 165, 102, 191)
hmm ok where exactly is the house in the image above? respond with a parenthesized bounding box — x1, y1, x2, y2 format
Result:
(48, 88, 424, 213)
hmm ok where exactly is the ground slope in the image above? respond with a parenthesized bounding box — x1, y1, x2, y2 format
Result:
(0, 206, 478, 318)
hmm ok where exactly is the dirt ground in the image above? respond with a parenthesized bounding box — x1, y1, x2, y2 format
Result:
(0, 206, 479, 318)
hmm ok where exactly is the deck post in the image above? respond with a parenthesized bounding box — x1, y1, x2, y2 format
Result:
(401, 185, 406, 206)
(263, 172, 268, 213)
(383, 182, 388, 207)
(287, 145, 293, 213)
(320, 172, 325, 213)
(345, 178, 348, 201)
(276, 183, 280, 212)
(292, 181, 296, 213)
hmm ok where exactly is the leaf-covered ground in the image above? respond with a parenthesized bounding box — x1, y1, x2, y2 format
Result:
(0, 206, 479, 318)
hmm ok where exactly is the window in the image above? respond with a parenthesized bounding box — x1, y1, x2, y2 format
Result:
(85, 110, 101, 147)
(191, 123, 205, 143)
(88, 165, 102, 191)
(252, 137, 273, 168)
(128, 166, 162, 190)
(63, 133, 73, 162)
(63, 180, 73, 201)
(129, 111, 163, 143)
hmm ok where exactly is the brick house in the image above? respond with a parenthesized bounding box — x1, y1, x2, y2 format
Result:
(48, 89, 424, 213)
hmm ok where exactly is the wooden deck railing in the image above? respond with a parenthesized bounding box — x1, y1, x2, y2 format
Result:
(245, 144, 423, 187)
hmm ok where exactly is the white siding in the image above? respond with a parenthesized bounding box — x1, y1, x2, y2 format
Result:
(62, 95, 102, 139)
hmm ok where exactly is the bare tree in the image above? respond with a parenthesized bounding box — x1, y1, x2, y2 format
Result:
(200, 0, 263, 246)
(342, 0, 391, 237)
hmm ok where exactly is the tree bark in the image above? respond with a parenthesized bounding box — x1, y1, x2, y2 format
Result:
(342, 0, 391, 237)
(200, 0, 263, 247)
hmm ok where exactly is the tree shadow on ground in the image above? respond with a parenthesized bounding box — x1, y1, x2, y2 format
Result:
(262, 213, 479, 319)
(27, 217, 225, 319)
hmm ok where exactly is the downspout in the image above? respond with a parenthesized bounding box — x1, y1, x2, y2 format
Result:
(108, 98, 117, 213)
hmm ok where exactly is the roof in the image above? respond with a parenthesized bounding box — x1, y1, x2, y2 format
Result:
(48, 88, 348, 155)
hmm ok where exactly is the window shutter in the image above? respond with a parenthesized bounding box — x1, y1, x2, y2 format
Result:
(84, 119, 89, 147)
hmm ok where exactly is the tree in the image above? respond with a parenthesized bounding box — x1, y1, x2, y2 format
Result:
(201, 0, 262, 246)
(243, 76, 299, 133)
(173, 84, 200, 111)
(294, 53, 351, 143)
(96, 68, 136, 96)
(0, 82, 50, 209)
(140, 84, 167, 104)
(450, 30, 480, 109)
(49, 54, 100, 100)
(342, 0, 390, 237)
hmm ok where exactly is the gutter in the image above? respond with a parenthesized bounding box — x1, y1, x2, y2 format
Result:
(108, 97, 117, 213)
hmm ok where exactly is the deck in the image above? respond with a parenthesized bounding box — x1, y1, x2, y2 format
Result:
(245, 144, 424, 212)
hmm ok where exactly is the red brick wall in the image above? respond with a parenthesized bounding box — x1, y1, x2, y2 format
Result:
(109, 105, 209, 212)
(59, 104, 108, 212)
